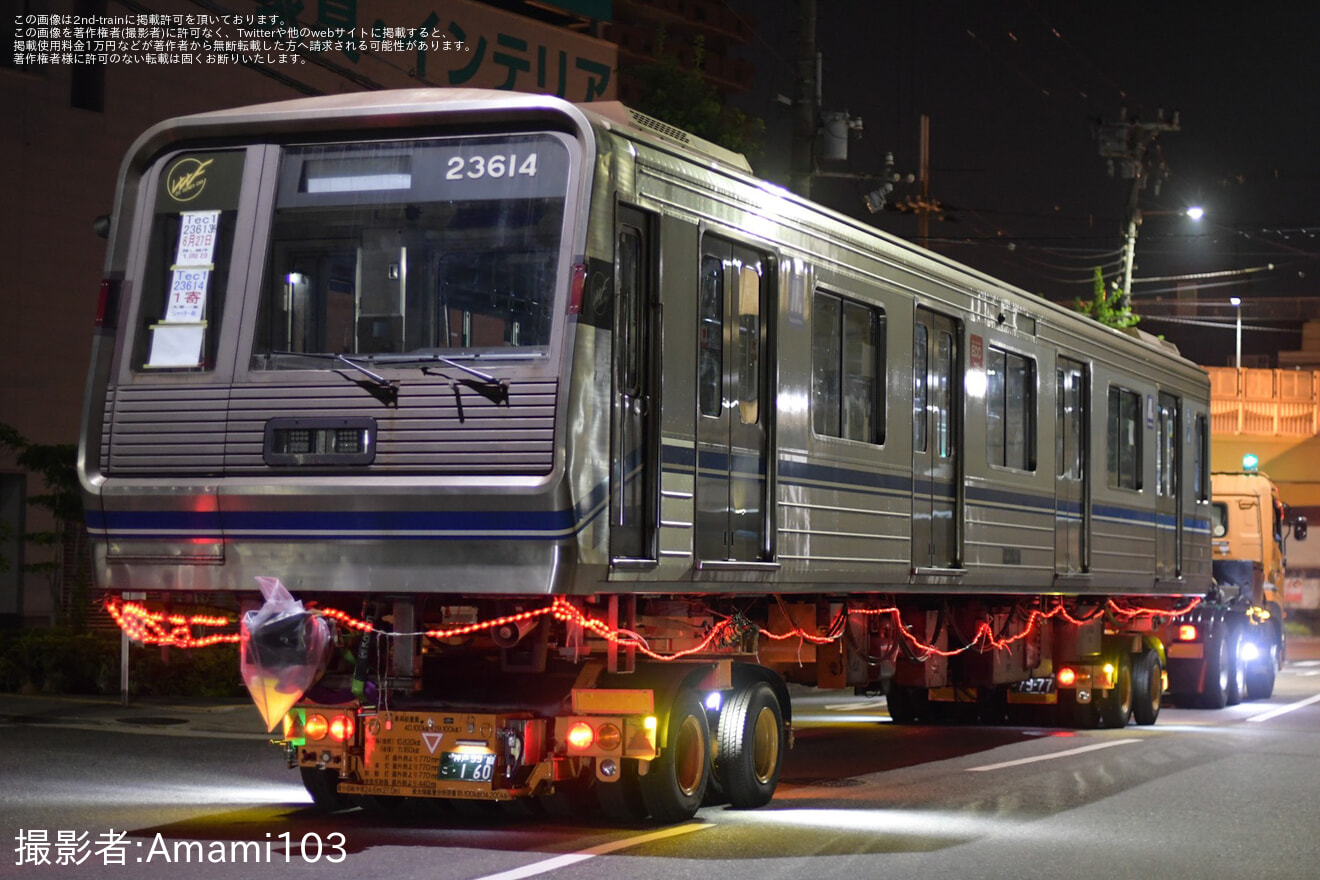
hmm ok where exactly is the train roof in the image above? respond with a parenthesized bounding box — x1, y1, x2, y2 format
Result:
(118, 88, 1203, 381)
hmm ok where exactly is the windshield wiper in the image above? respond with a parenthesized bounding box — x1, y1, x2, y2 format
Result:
(334, 354, 400, 406)
(259, 351, 399, 406)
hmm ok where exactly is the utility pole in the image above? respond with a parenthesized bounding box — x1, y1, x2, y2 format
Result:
(1098, 108, 1180, 309)
(789, 0, 817, 199)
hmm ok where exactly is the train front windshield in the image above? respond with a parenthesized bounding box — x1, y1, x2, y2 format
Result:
(249, 133, 570, 368)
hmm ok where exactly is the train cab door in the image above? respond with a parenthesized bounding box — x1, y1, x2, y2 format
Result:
(911, 308, 960, 570)
(1054, 358, 1089, 573)
(1155, 392, 1182, 578)
(610, 209, 658, 562)
(695, 237, 770, 562)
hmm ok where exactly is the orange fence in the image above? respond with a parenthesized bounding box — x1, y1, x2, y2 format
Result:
(1208, 367, 1320, 437)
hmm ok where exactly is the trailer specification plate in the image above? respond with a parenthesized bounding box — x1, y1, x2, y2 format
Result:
(439, 751, 496, 782)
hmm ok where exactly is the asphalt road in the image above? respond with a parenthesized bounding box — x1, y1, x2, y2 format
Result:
(3, 647, 1319, 880)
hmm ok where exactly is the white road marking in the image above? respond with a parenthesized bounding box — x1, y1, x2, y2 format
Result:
(471, 823, 711, 880)
(1246, 693, 1320, 724)
(823, 700, 887, 712)
(966, 738, 1141, 772)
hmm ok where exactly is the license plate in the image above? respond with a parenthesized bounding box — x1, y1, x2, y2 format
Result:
(438, 751, 495, 782)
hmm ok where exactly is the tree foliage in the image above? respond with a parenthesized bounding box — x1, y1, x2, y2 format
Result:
(627, 32, 763, 160)
(1073, 267, 1140, 329)
(0, 423, 85, 626)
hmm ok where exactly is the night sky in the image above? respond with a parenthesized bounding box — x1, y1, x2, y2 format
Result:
(724, 1, 1320, 367)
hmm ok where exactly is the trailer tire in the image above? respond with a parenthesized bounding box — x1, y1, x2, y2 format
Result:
(1131, 648, 1163, 725)
(714, 683, 783, 809)
(885, 684, 928, 724)
(1225, 627, 1247, 706)
(639, 688, 711, 823)
(1200, 625, 1231, 709)
(1244, 634, 1278, 700)
(1097, 652, 1133, 728)
(299, 767, 351, 812)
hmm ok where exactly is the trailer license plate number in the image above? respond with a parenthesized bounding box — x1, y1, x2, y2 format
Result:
(439, 751, 495, 782)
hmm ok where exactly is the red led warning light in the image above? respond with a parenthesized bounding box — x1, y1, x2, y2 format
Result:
(329, 715, 354, 743)
(566, 722, 595, 750)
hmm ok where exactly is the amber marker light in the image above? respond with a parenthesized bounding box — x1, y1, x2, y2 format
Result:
(1178, 624, 1199, 641)
(595, 723, 622, 751)
(304, 713, 329, 741)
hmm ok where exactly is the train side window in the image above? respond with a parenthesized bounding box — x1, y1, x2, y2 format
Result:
(1193, 414, 1209, 501)
(738, 264, 761, 425)
(986, 346, 1036, 471)
(698, 254, 724, 417)
(1156, 393, 1179, 498)
(913, 323, 928, 453)
(1107, 386, 1142, 490)
(811, 290, 885, 444)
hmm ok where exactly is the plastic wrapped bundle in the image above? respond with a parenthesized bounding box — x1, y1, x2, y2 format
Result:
(240, 576, 333, 731)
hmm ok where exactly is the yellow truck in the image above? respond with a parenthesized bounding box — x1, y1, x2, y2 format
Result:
(1191, 471, 1310, 702)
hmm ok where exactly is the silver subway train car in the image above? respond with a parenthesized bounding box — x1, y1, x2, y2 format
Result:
(82, 89, 1227, 819)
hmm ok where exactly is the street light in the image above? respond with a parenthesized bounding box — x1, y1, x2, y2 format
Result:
(1119, 205, 1205, 309)
(1230, 296, 1242, 369)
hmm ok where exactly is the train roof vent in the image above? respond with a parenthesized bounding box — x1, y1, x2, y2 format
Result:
(585, 101, 753, 173)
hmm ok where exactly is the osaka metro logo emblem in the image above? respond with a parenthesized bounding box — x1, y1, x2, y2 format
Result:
(166, 157, 213, 203)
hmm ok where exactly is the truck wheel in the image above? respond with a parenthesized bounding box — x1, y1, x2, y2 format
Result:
(299, 767, 351, 812)
(714, 683, 784, 809)
(1131, 649, 1163, 725)
(1225, 628, 1247, 706)
(639, 688, 711, 823)
(885, 684, 928, 724)
(1097, 652, 1133, 728)
(1200, 626, 1230, 709)
(1244, 636, 1278, 700)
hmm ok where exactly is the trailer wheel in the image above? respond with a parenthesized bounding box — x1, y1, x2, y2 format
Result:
(885, 684, 928, 724)
(714, 683, 784, 809)
(1097, 652, 1133, 728)
(299, 767, 351, 812)
(1225, 627, 1247, 706)
(1200, 625, 1231, 709)
(1131, 648, 1163, 725)
(1244, 634, 1278, 700)
(639, 688, 711, 823)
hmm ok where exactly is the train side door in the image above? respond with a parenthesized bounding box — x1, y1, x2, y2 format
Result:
(1055, 358, 1089, 573)
(610, 209, 658, 562)
(695, 238, 770, 562)
(1156, 392, 1182, 578)
(912, 308, 960, 570)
